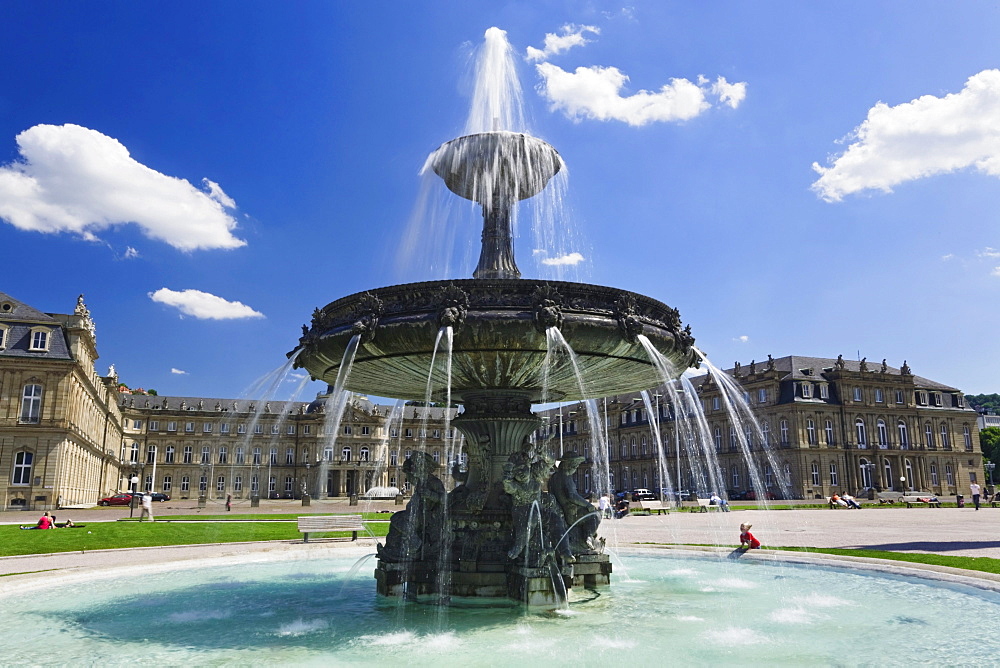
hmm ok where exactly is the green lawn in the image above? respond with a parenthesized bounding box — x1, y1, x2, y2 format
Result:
(640, 542, 1000, 575)
(0, 520, 388, 557)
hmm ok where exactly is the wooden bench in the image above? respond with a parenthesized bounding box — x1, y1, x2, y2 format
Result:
(297, 514, 366, 542)
(636, 499, 670, 515)
(992, 495, 1000, 508)
(902, 494, 941, 508)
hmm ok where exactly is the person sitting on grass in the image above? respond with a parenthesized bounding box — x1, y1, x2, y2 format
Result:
(20, 511, 54, 530)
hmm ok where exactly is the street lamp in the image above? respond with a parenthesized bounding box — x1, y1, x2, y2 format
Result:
(128, 474, 139, 518)
(899, 476, 906, 492)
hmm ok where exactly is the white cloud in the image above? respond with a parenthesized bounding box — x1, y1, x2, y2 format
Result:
(0, 124, 246, 250)
(535, 64, 745, 126)
(812, 69, 1000, 202)
(526, 24, 600, 62)
(541, 251, 585, 266)
(941, 253, 954, 261)
(171, 368, 188, 375)
(123, 246, 139, 259)
(149, 288, 264, 320)
(992, 267, 1000, 278)
(733, 335, 749, 343)
(977, 247, 1000, 258)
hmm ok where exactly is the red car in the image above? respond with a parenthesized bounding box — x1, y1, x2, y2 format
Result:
(97, 493, 134, 506)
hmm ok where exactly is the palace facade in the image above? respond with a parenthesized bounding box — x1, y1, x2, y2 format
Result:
(1, 289, 986, 509)
(540, 355, 984, 500)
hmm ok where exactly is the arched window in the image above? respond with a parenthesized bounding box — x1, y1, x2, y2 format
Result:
(324, 445, 333, 461)
(621, 439, 628, 458)
(630, 437, 637, 457)
(855, 418, 868, 447)
(811, 462, 820, 486)
(731, 465, 741, 489)
(765, 465, 773, 487)
(904, 459, 913, 490)
(806, 419, 816, 445)
(269, 447, 277, 465)
(897, 420, 909, 449)
(829, 462, 839, 486)
(930, 463, 938, 486)
(130, 442, 139, 463)
(924, 423, 935, 448)
(783, 463, 792, 486)
(165, 445, 175, 463)
(360, 446, 370, 462)
(285, 447, 294, 464)
(883, 460, 893, 489)
(762, 421, 771, 446)
(824, 419, 834, 445)
(939, 424, 950, 449)
(780, 419, 789, 445)
(12, 451, 33, 485)
(877, 420, 888, 448)
(20, 384, 43, 424)
(945, 463, 954, 485)
(744, 424, 754, 449)
(714, 427, 722, 451)
(859, 458, 872, 488)
(729, 425, 738, 451)
(640, 436, 647, 456)
(341, 446, 352, 462)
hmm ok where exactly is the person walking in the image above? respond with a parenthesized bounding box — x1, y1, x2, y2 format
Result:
(138, 492, 154, 522)
(970, 481, 982, 511)
(226, 494, 232, 512)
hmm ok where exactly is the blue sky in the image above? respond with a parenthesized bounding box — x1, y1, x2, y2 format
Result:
(3, 1, 1000, 398)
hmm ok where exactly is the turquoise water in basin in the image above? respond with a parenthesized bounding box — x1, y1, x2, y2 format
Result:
(2, 550, 997, 665)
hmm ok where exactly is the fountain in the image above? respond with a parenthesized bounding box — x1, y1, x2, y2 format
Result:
(291, 28, 697, 606)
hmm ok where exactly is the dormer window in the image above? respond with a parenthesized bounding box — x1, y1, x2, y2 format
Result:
(29, 327, 50, 351)
(801, 383, 813, 398)
(0, 301, 13, 313)
(0, 324, 7, 350)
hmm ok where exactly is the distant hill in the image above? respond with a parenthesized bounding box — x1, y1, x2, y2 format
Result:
(967, 393, 1000, 414)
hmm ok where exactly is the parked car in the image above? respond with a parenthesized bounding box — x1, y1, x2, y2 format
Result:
(630, 488, 657, 501)
(97, 493, 134, 506)
(146, 492, 170, 502)
(742, 489, 778, 501)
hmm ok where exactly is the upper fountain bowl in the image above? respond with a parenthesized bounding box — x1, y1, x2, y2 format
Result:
(292, 278, 696, 404)
(426, 131, 562, 205)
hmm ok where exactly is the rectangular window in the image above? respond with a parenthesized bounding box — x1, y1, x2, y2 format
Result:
(875, 388, 884, 403)
(287, 425, 296, 435)
(895, 390, 904, 404)
(303, 425, 311, 435)
(829, 463, 838, 486)
(712, 397, 720, 410)
(149, 420, 159, 432)
(203, 423, 212, 433)
(181, 476, 190, 492)
(363, 426, 371, 435)
(253, 448, 262, 465)
(12, 451, 33, 485)
(758, 388, 767, 403)
(254, 424, 263, 434)
(945, 464, 954, 486)
(819, 384, 829, 399)
(852, 387, 862, 402)
(219, 446, 228, 464)
(167, 421, 177, 432)
(390, 450, 398, 466)
(344, 425, 352, 435)
(285, 448, 294, 464)
(165, 446, 175, 464)
(183, 446, 193, 464)
(806, 419, 817, 445)
(132, 419, 143, 430)
(236, 447, 245, 464)
(185, 422, 195, 433)
(811, 463, 820, 486)
(199, 476, 208, 492)
(146, 446, 156, 464)
(30, 330, 48, 350)
(269, 448, 277, 465)
(271, 424, 279, 435)
(234, 476, 243, 492)
(285, 476, 293, 493)
(163, 476, 172, 492)
(801, 383, 812, 398)
(20, 384, 43, 423)
(221, 423, 230, 434)
(238, 424, 247, 434)
(824, 420, 834, 445)
(931, 464, 938, 486)
(144, 475, 152, 492)
(216, 476, 225, 492)
(201, 446, 210, 464)
(405, 428, 413, 438)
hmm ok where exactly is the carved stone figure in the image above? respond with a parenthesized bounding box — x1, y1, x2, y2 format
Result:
(859, 357, 868, 372)
(614, 294, 643, 343)
(836, 354, 845, 369)
(502, 441, 552, 563)
(881, 359, 888, 373)
(766, 354, 775, 371)
(264, 402, 271, 413)
(107, 364, 117, 379)
(179, 400, 186, 410)
(377, 452, 446, 562)
(532, 284, 564, 332)
(901, 360, 911, 375)
(733, 361, 741, 375)
(437, 284, 469, 330)
(197, 400, 204, 410)
(549, 452, 601, 555)
(748, 359, 756, 375)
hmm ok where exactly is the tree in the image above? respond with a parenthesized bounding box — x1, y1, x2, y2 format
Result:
(979, 427, 1000, 465)
(967, 393, 1000, 414)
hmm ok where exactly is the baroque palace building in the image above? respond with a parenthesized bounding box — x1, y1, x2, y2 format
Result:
(1, 292, 124, 510)
(538, 355, 984, 500)
(0, 289, 986, 509)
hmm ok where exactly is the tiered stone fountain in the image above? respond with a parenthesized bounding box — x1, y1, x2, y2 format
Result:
(291, 34, 698, 607)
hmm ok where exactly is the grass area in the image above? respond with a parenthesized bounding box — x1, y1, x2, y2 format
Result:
(639, 542, 1000, 575)
(0, 521, 388, 557)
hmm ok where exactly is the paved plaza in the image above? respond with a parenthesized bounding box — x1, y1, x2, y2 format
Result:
(1, 500, 997, 579)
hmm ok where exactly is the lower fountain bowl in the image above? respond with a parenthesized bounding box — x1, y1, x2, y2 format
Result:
(293, 278, 696, 403)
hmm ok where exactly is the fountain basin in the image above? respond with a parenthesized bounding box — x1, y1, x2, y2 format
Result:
(293, 278, 696, 402)
(426, 131, 562, 205)
(3, 548, 998, 664)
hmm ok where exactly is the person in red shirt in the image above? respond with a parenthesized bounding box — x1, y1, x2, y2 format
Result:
(739, 523, 760, 550)
(20, 511, 54, 530)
